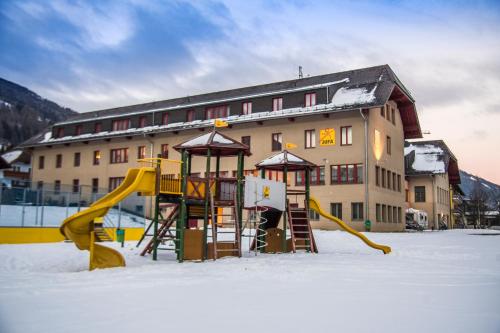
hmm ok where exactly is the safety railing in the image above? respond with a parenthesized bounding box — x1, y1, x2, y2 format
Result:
(138, 158, 183, 195)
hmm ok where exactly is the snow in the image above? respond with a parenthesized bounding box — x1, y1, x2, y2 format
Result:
(258, 151, 305, 166)
(470, 176, 477, 181)
(330, 85, 377, 107)
(0, 99, 12, 108)
(1, 230, 499, 333)
(481, 183, 491, 189)
(404, 144, 446, 173)
(1, 150, 23, 164)
(179, 132, 234, 147)
(0, 205, 147, 228)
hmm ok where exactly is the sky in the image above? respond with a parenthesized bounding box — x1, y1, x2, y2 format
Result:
(0, 0, 499, 183)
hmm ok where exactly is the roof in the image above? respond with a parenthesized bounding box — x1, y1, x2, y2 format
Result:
(256, 150, 316, 171)
(0, 156, 9, 169)
(173, 130, 251, 157)
(404, 140, 460, 184)
(1, 150, 30, 165)
(20, 64, 422, 148)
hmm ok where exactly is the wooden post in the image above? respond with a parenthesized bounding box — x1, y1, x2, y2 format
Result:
(305, 167, 311, 252)
(177, 149, 188, 262)
(282, 166, 288, 253)
(203, 148, 211, 261)
(237, 151, 244, 238)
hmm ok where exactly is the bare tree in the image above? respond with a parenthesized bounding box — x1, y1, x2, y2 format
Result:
(469, 181, 491, 228)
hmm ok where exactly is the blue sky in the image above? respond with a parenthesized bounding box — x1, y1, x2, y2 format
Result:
(1, 0, 499, 182)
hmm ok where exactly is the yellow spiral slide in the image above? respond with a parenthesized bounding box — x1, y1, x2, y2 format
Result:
(309, 196, 391, 254)
(60, 167, 157, 270)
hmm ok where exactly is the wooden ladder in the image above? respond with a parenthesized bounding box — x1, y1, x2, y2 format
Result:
(140, 205, 179, 256)
(287, 199, 317, 253)
(209, 191, 242, 260)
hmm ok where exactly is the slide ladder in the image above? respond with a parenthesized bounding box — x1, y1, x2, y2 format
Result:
(287, 200, 317, 253)
(140, 205, 179, 256)
(309, 196, 391, 254)
(208, 192, 241, 259)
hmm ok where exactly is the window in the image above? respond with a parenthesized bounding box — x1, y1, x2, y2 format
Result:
(331, 164, 363, 184)
(296, 166, 325, 186)
(92, 178, 99, 193)
(376, 204, 381, 222)
(161, 144, 169, 158)
(351, 203, 363, 221)
(72, 179, 79, 193)
(387, 107, 391, 122)
(392, 173, 397, 191)
(305, 129, 316, 148)
(206, 105, 229, 119)
(393, 207, 398, 224)
(56, 127, 64, 138)
(56, 154, 62, 168)
(397, 174, 401, 192)
(54, 180, 61, 194)
(74, 152, 80, 167)
(139, 116, 146, 128)
(94, 122, 102, 133)
(138, 146, 146, 159)
(75, 125, 82, 136)
(388, 205, 393, 223)
(38, 156, 45, 169)
(241, 136, 251, 147)
(387, 170, 391, 189)
(309, 209, 320, 221)
(242, 102, 252, 115)
(109, 177, 125, 191)
(305, 92, 316, 107)
(330, 203, 342, 219)
(37, 181, 44, 190)
(375, 166, 380, 186)
(272, 133, 282, 151)
(110, 148, 129, 164)
(415, 186, 426, 202)
(382, 204, 387, 222)
(272, 97, 283, 111)
(341, 126, 352, 145)
(112, 119, 131, 131)
(187, 110, 195, 122)
(387, 136, 391, 155)
(93, 151, 100, 165)
(162, 113, 169, 126)
(391, 108, 396, 125)
(380, 105, 385, 118)
(381, 168, 386, 188)
(398, 207, 402, 223)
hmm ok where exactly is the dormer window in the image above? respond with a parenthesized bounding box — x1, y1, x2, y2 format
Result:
(139, 116, 146, 128)
(162, 113, 169, 126)
(272, 97, 283, 111)
(305, 92, 316, 107)
(56, 127, 64, 138)
(94, 123, 102, 133)
(242, 102, 252, 115)
(206, 105, 229, 120)
(112, 119, 131, 131)
(187, 110, 195, 122)
(75, 125, 82, 136)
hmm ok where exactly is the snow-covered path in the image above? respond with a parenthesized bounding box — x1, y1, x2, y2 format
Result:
(0, 230, 499, 333)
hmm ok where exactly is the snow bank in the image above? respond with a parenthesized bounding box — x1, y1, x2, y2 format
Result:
(0, 230, 499, 333)
(330, 85, 377, 107)
(404, 144, 446, 173)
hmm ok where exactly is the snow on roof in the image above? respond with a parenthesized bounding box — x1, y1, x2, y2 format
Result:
(330, 85, 377, 107)
(259, 152, 303, 166)
(179, 132, 233, 147)
(404, 144, 445, 174)
(2, 150, 23, 164)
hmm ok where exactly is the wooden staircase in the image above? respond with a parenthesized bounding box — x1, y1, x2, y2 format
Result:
(93, 217, 113, 242)
(208, 192, 242, 259)
(140, 205, 179, 256)
(287, 200, 317, 253)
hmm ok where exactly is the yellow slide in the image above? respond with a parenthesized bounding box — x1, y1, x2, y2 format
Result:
(60, 167, 157, 270)
(309, 196, 391, 254)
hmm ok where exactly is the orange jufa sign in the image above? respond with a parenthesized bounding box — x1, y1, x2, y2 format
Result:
(320, 128, 335, 146)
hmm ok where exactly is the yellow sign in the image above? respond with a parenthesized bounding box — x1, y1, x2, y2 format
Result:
(214, 119, 229, 128)
(320, 128, 336, 146)
(285, 142, 297, 149)
(263, 186, 270, 199)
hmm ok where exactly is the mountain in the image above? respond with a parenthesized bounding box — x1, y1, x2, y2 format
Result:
(0, 78, 77, 148)
(459, 170, 500, 203)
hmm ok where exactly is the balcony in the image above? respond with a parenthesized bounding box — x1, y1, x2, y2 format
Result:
(3, 170, 30, 180)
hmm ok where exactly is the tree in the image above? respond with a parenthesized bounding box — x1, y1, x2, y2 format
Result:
(469, 181, 491, 228)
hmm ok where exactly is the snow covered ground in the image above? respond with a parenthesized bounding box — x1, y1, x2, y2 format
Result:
(0, 230, 499, 333)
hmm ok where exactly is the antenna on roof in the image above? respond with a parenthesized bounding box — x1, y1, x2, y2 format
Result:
(298, 66, 303, 79)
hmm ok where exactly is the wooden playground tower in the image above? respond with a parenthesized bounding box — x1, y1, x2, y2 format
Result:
(138, 131, 251, 262)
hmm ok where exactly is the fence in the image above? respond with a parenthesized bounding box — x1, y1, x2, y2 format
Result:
(0, 181, 149, 228)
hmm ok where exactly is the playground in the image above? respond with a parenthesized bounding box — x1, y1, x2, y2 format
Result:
(1, 229, 499, 333)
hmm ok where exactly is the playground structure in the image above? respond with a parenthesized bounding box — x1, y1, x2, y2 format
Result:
(60, 130, 391, 270)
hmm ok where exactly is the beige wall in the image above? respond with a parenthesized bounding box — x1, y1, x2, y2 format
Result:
(31, 104, 407, 232)
(407, 173, 451, 229)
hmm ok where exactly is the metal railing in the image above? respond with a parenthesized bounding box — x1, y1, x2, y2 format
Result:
(0, 181, 149, 228)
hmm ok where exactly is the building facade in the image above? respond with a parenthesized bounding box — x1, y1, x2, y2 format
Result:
(404, 140, 460, 229)
(20, 65, 422, 232)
